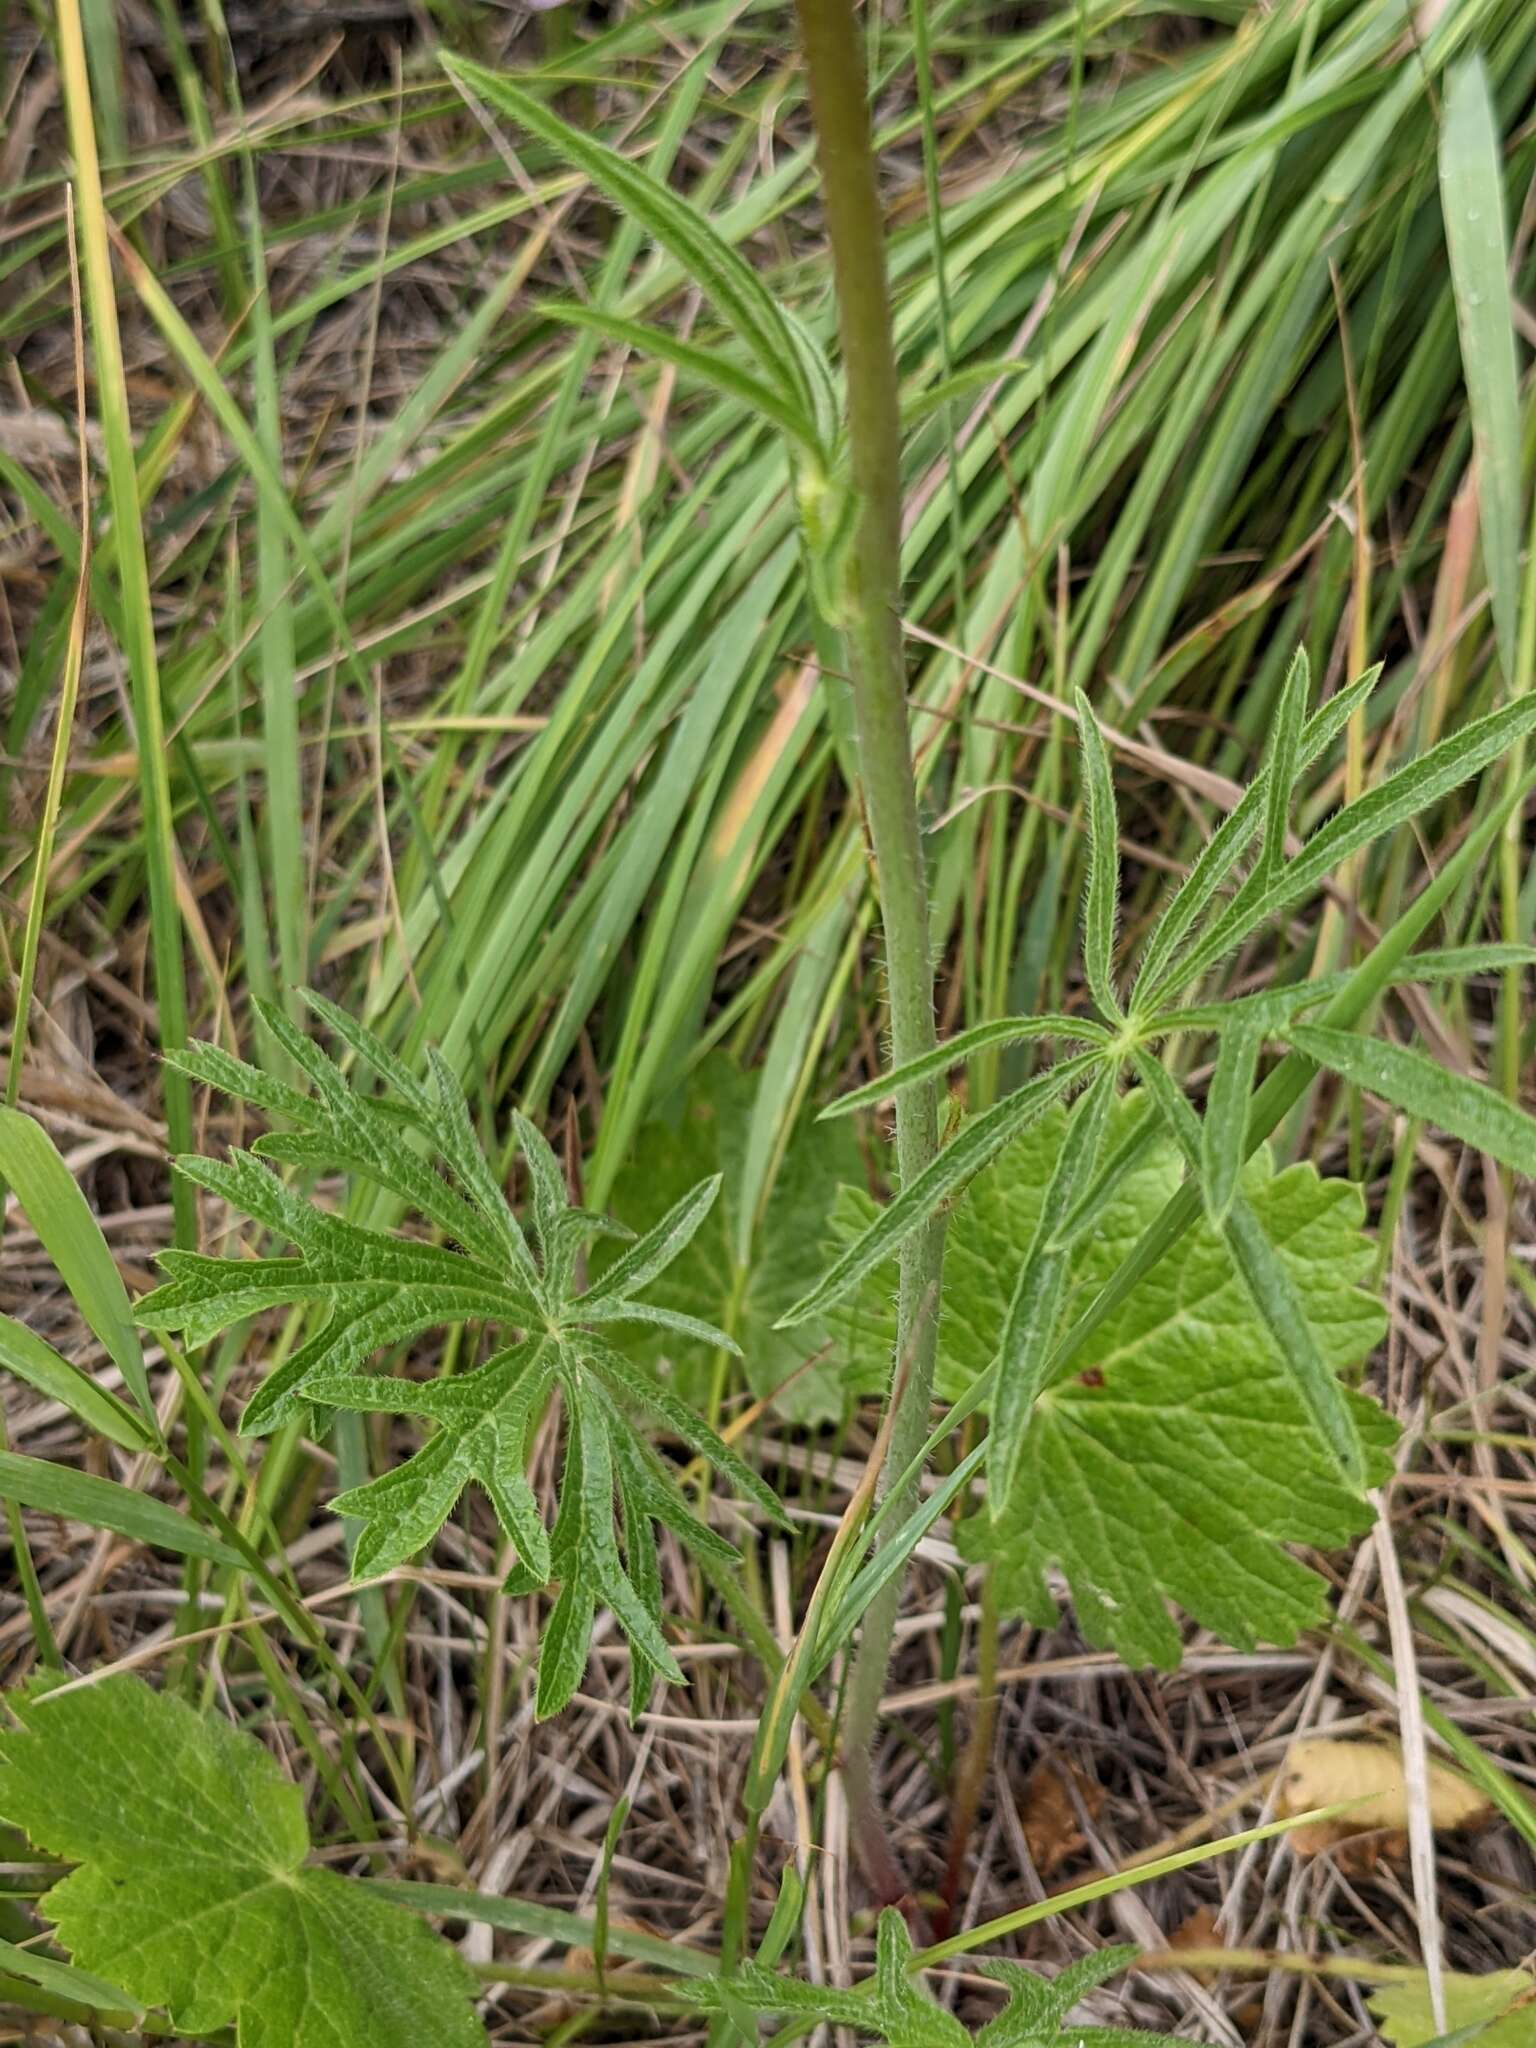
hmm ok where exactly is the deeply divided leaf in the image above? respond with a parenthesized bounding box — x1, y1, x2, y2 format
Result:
(686, 1909, 1155, 2047)
(144, 1000, 781, 1715)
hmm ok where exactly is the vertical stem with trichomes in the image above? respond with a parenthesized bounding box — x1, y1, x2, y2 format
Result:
(793, 0, 946, 1897)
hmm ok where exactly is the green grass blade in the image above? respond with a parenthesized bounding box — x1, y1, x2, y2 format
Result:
(55, 0, 193, 1238)
(1439, 56, 1522, 683)
(813, 1439, 989, 1679)
(0, 1450, 241, 1566)
(0, 1108, 157, 1433)
(246, 178, 307, 1025)
(78, 0, 125, 163)
(369, 1883, 717, 1977)
(440, 53, 815, 421)
(0, 1315, 150, 1453)
(0, 1935, 137, 2017)
(7, 548, 87, 1112)
(544, 303, 825, 457)
(918, 1806, 1360, 1966)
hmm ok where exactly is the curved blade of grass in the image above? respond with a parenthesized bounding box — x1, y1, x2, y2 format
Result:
(370, 1880, 717, 1977)
(0, 1450, 241, 1566)
(0, 1937, 137, 2018)
(543, 302, 825, 458)
(0, 1314, 150, 1453)
(917, 1805, 1359, 1967)
(441, 53, 815, 421)
(1334, 1621, 1536, 1854)
(812, 1437, 988, 1682)
(1439, 56, 1521, 683)
(104, 227, 403, 720)
(734, 891, 859, 1266)
(900, 357, 1032, 432)
(0, 1109, 156, 1433)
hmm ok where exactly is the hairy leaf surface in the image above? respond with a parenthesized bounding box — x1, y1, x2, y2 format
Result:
(140, 996, 783, 1717)
(687, 1908, 1161, 2046)
(831, 1095, 1392, 1666)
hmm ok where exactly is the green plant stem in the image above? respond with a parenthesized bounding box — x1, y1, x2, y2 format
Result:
(793, 0, 946, 1902)
(719, 1821, 761, 1982)
(935, 1568, 998, 1934)
(0, 1412, 60, 1670)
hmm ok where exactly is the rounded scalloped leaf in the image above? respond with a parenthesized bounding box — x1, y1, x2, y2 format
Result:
(1369, 1969, 1535, 2047)
(832, 1093, 1393, 1668)
(0, 1676, 486, 2048)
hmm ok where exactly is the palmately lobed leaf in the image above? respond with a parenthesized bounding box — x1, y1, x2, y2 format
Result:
(832, 1094, 1393, 1668)
(686, 1909, 1163, 2046)
(152, 1003, 782, 1714)
(0, 1675, 486, 2048)
(319, 1339, 557, 1581)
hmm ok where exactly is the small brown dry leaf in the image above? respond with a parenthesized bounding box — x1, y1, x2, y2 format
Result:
(1277, 1737, 1491, 1857)
(566, 1913, 654, 1979)
(1019, 1753, 1105, 1876)
(1164, 1904, 1225, 1982)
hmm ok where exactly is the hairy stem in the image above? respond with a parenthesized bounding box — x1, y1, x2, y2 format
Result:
(793, 0, 946, 1898)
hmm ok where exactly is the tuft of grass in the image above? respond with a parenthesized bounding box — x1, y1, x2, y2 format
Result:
(1, 3, 1532, 2042)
